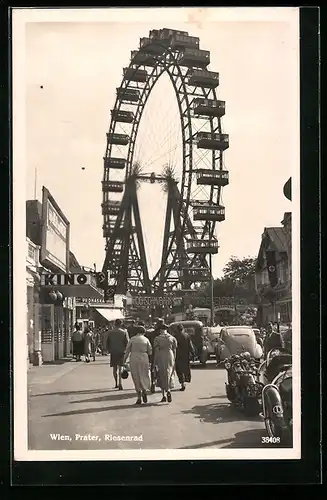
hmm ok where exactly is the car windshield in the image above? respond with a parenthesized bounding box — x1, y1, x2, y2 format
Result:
(226, 328, 253, 336)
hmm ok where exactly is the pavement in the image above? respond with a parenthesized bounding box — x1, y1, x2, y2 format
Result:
(28, 355, 272, 450)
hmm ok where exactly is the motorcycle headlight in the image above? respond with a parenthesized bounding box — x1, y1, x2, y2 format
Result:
(225, 362, 231, 369)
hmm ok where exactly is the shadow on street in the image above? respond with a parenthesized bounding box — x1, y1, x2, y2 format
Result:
(31, 388, 113, 397)
(180, 402, 263, 424)
(191, 362, 219, 371)
(43, 402, 159, 418)
(179, 437, 234, 449)
(69, 392, 137, 404)
(198, 395, 228, 401)
(42, 358, 74, 366)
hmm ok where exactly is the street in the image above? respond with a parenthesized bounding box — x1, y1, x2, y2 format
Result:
(28, 356, 270, 450)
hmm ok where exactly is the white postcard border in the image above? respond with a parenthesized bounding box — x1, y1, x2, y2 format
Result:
(13, 6, 301, 461)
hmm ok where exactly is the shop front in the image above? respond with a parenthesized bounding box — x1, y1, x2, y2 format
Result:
(38, 297, 75, 361)
(26, 238, 42, 367)
(40, 272, 104, 361)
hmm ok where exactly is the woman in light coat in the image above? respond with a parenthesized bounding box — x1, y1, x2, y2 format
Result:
(154, 324, 177, 403)
(123, 325, 152, 405)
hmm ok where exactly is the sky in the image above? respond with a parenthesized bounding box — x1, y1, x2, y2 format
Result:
(22, 8, 299, 279)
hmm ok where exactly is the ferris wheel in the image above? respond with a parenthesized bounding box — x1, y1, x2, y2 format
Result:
(101, 28, 229, 295)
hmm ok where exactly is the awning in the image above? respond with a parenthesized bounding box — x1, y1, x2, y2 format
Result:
(96, 308, 125, 322)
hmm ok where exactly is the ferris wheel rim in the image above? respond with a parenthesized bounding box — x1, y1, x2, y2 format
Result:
(102, 33, 226, 292)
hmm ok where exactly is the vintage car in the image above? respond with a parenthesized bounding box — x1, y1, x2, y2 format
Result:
(204, 326, 223, 358)
(216, 325, 263, 362)
(169, 320, 210, 365)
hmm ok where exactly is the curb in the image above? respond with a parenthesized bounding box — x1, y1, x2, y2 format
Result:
(28, 360, 83, 387)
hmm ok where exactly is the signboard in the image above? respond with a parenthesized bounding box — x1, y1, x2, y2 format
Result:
(75, 297, 114, 307)
(76, 297, 107, 305)
(40, 187, 70, 273)
(132, 295, 182, 308)
(214, 306, 236, 312)
(183, 295, 246, 307)
(41, 272, 97, 287)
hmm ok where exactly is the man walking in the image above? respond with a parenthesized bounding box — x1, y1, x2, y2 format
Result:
(127, 319, 138, 338)
(107, 319, 129, 390)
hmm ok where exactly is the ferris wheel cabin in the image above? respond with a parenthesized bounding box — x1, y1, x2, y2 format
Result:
(149, 28, 187, 43)
(101, 200, 121, 216)
(179, 48, 210, 69)
(139, 37, 166, 55)
(103, 157, 127, 170)
(131, 50, 157, 66)
(186, 238, 219, 254)
(102, 221, 116, 238)
(123, 67, 148, 83)
(170, 34, 199, 50)
(111, 109, 134, 123)
(187, 70, 219, 89)
(192, 203, 226, 222)
(116, 87, 140, 103)
(193, 98, 225, 118)
(106, 133, 130, 146)
(196, 132, 229, 150)
(180, 267, 211, 281)
(102, 180, 124, 193)
(196, 169, 229, 187)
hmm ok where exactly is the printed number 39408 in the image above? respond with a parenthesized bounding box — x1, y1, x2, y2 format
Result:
(262, 436, 281, 444)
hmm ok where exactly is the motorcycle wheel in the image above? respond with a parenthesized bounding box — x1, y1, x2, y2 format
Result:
(243, 397, 261, 417)
(226, 384, 236, 402)
(265, 417, 291, 445)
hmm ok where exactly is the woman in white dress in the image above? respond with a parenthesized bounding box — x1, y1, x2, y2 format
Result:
(154, 325, 177, 403)
(123, 326, 152, 405)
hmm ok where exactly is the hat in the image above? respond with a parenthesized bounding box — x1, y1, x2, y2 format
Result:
(121, 369, 129, 380)
(137, 325, 146, 334)
(157, 323, 169, 331)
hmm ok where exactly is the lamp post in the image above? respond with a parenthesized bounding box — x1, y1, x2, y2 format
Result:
(210, 254, 214, 326)
(209, 236, 214, 327)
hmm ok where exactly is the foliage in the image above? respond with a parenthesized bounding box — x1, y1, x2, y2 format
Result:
(222, 256, 257, 285)
(202, 255, 257, 304)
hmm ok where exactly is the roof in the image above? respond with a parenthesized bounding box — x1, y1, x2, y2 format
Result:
(281, 212, 292, 225)
(69, 251, 84, 272)
(265, 227, 288, 254)
(256, 226, 288, 270)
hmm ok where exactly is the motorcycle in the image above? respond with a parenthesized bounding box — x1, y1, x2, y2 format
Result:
(260, 348, 293, 445)
(224, 352, 264, 416)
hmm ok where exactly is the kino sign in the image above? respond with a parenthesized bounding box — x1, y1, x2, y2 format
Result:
(41, 273, 92, 286)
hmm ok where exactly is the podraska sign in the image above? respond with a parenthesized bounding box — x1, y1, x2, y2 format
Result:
(41, 273, 93, 287)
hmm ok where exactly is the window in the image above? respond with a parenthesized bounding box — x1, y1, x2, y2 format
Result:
(28, 243, 35, 260)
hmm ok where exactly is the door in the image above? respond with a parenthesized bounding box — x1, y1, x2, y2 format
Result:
(40, 304, 54, 362)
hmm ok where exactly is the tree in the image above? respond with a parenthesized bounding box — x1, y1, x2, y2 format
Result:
(198, 256, 258, 304)
(222, 256, 257, 287)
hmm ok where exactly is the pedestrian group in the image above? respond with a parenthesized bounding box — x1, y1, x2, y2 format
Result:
(71, 318, 193, 405)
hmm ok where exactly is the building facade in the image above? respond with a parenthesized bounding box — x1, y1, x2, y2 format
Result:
(255, 213, 292, 325)
(26, 237, 42, 367)
(26, 188, 104, 366)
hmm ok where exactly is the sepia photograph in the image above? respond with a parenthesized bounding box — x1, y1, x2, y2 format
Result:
(13, 7, 300, 461)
